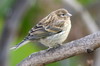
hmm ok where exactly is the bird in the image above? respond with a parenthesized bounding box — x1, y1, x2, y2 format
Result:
(10, 8, 72, 50)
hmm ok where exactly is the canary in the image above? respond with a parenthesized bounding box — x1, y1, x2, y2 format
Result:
(10, 8, 72, 50)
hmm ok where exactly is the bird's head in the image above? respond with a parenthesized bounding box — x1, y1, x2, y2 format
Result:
(52, 8, 72, 20)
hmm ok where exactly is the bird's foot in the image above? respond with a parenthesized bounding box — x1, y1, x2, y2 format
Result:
(46, 44, 61, 52)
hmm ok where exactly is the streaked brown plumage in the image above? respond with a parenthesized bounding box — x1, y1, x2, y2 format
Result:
(10, 8, 72, 50)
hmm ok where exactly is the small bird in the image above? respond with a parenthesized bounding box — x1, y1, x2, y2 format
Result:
(10, 8, 72, 50)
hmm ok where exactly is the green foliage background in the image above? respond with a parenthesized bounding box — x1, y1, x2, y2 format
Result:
(0, 0, 95, 66)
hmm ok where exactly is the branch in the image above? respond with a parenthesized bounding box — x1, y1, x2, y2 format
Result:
(62, 0, 99, 66)
(18, 31, 100, 66)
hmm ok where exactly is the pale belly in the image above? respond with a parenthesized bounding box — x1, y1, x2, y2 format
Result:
(39, 24, 71, 47)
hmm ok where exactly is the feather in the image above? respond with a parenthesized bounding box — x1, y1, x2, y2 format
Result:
(10, 8, 72, 50)
(10, 39, 30, 50)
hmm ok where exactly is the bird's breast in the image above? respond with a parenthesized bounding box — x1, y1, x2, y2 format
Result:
(39, 22, 71, 47)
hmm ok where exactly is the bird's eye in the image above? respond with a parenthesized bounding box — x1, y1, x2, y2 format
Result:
(60, 14, 66, 17)
(61, 14, 65, 16)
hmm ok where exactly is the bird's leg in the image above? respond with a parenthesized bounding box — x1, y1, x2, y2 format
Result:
(53, 44, 61, 49)
(46, 44, 61, 52)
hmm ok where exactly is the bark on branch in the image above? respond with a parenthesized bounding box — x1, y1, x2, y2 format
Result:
(18, 31, 100, 66)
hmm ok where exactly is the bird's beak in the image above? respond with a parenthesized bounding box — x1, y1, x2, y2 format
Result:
(66, 13, 72, 17)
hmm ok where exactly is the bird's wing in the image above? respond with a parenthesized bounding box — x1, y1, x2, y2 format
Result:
(10, 20, 64, 50)
(45, 20, 65, 33)
(27, 23, 62, 40)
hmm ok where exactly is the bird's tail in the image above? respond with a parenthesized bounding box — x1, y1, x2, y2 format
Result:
(10, 39, 30, 50)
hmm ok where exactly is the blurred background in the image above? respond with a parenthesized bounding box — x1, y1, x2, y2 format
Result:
(0, 0, 100, 66)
